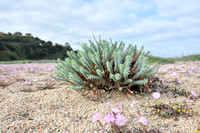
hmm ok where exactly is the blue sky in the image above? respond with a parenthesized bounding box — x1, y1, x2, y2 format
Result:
(0, 0, 200, 57)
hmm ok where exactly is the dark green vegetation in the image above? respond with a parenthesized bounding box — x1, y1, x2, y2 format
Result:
(0, 32, 73, 61)
(148, 54, 200, 64)
(0, 60, 58, 64)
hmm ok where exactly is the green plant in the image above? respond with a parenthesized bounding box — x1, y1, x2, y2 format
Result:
(53, 37, 158, 98)
(170, 86, 199, 101)
(150, 101, 195, 121)
(0, 80, 10, 88)
(37, 82, 55, 90)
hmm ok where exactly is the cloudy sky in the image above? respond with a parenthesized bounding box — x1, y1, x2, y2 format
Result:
(0, 0, 200, 57)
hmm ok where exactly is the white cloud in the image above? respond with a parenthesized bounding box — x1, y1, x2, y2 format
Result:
(0, 0, 200, 57)
(153, 0, 200, 18)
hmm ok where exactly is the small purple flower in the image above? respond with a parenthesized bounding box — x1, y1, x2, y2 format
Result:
(181, 69, 186, 72)
(175, 76, 180, 80)
(34, 78, 38, 83)
(92, 113, 101, 123)
(185, 77, 189, 81)
(25, 81, 32, 85)
(190, 91, 197, 97)
(112, 108, 120, 113)
(152, 92, 160, 99)
(115, 114, 126, 126)
(105, 102, 112, 107)
(189, 71, 194, 75)
(162, 78, 169, 83)
(130, 101, 139, 106)
(104, 113, 115, 123)
(171, 72, 177, 77)
(138, 116, 148, 125)
(115, 103, 123, 107)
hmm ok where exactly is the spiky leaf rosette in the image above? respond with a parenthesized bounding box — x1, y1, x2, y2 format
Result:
(53, 37, 158, 98)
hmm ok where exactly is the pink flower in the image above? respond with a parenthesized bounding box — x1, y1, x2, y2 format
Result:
(181, 69, 186, 72)
(161, 78, 169, 83)
(104, 113, 115, 123)
(34, 79, 38, 83)
(170, 72, 180, 80)
(130, 101, 139, 106)
(24, 81, 32, 85)
(115, 103, 123, 107)
(152, 92, 160, 99)
(138, 116, 148, 125)
(115, 114, 126, 126)
(175, 76, 180, 80)
(171, 72, 177, 77)
(112, 108, 120, 113)
(105, 102, 112, 107)
(189, 71, 194, 75)
(92, 113, 101, 123)
(190, 91, 197, 97)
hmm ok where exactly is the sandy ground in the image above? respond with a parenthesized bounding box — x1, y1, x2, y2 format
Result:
(0, 61, 199, 133)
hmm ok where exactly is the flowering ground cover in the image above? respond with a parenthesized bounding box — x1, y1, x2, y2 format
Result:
(0, 61, 199, 132)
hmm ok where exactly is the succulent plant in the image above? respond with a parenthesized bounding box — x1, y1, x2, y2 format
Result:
(53, 37, 158, 98)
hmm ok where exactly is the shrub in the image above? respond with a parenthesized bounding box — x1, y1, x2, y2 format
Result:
(53, 37, 158, 98)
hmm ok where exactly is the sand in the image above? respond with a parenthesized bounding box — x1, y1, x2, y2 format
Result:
(0, 61, 199, 133)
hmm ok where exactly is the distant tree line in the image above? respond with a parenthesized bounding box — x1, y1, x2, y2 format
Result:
(0, 32, 74, 61)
